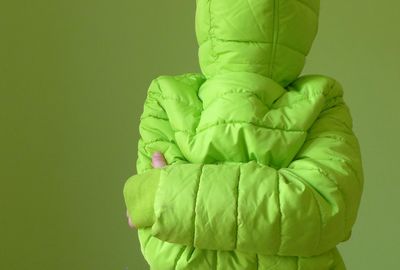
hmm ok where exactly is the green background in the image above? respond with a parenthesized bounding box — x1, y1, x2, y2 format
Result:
(1, 0, 398, 269)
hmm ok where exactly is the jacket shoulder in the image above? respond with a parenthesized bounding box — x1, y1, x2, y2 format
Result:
(147, 73, 206, 99)
(289, 74, 345, 110)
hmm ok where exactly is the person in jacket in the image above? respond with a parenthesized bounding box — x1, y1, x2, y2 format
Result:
(123, 0, 364, 269)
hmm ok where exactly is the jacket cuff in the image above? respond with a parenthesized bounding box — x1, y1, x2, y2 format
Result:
(123, 169, 162, 228)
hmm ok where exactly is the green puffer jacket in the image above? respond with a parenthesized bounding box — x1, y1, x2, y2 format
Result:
(123, 0, 364, 269)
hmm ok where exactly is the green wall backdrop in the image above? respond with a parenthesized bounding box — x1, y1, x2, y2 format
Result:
(1, 0, 398, 269)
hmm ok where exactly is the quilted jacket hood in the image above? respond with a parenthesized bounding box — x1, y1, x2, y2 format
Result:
(196, 0, 320, 87)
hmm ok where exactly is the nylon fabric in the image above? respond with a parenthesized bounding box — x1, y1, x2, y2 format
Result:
(123, 0, 363, 269)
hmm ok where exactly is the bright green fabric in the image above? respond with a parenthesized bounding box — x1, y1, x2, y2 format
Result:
(196, 0, 320, 87)
(123, 169, 161, 228)
(123, 0, 364, 269)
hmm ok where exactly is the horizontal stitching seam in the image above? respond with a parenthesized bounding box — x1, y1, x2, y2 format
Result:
(175, 121, 306, 135)
(199, 37, 305, 56)
(203, 88, 271, 110)
(142, 138, 175, 146)
(140, 115, 169, 121)
(159, 96, 202, 108)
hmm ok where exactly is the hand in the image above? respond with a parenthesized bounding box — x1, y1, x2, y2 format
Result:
(127, 151, 167, 229)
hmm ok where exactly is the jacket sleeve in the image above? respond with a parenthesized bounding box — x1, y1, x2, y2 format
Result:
(124, 76, 193, 229)
(123, 73, 203, 229)
(134, 78, 189, 175)
(147, 95, 364, 257)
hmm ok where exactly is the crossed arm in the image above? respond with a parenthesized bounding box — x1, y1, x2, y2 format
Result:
(124, 78, 364, 257)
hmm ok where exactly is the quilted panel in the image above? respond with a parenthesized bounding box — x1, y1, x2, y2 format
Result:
(123, 0, 364, 269)
(130, 72, 363, 256)
(196, 0, 320, 87)
(155, 72, 333, 169)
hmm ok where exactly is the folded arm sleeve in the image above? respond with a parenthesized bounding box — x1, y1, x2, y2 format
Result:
(124, 77, 189, 228)
(149, 96, 364, 257)
(135, 78, 189, 174)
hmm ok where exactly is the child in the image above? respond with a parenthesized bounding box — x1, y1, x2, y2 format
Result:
(124, 0, 364, 269)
